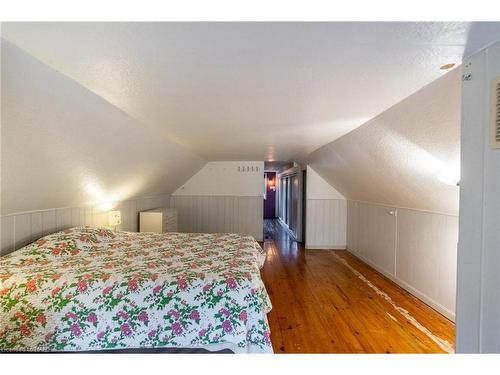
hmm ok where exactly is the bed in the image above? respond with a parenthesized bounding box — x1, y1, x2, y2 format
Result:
(0, 227, 272, 353)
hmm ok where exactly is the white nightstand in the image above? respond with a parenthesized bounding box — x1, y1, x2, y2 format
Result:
(139, 207, 178, 233)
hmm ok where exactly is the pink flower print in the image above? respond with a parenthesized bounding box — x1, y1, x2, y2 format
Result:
(167, 309, 180, 319)
(152, 285, 162, 295)
(102, 286, 112, 295)
(77, 280, 88, 293)
(167, 291, 173, 297)
(172, 322, 183, 335)
(116, 293, 123, 300)
(198, 329, 207, 337)
(120, 323, 132, 336)
(239, 311, 247, 322)
(138, 311, 149, 322)
(117, 311, 129, 320)
(189, 310, 200, 320)
(128, 279, 138, 292)
(148, 330, 156, 339)
(202, 284, 211, 293)
(44, 332, 54, 342)
(66, 312, 78, 320)
(219, 308, 230, 317)
(226, 277, 237, 289)
(87, 313, 98, 324)
(70, 323, 81, 337)
(222, 320, 233, 333)
(177, 278, 188, 290)
(97, 331, 105, 341)
(263, 331, 271, 343)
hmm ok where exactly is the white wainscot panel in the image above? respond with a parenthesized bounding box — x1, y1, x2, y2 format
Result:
(396, 208, 458, 318)
(170, 195, 263, 241)
(347, 201, 396, 276)
(306, 199, 346, 249)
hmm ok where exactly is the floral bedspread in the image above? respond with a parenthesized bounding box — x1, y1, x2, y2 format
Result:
(0, 227, 272, 353)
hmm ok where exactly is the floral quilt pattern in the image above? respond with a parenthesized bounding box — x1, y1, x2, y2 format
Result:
(0, 227, 272, 353)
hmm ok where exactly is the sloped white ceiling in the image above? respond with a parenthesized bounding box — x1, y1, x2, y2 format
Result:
(3, 22, 499, 161)
(307, 68, 461, 214)
(1, 40, 205, 215)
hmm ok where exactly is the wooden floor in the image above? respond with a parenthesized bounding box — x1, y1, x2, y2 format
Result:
(261, 219, 455, 354)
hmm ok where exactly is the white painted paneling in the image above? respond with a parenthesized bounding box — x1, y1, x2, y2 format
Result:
(346, 200, 458, 321)
(347, 201, 396, 275)
(56, 208, 72, 231)
(14, 213, 32, 249)
(1, 216, 15, 255)
(0, 194, 171, 256)
(305, 199, 346, 249)
(31, 212, 43, 241)
(397, 209, 458, 317)
(170, 195, 263, 241)
(42, 210, 56, 236)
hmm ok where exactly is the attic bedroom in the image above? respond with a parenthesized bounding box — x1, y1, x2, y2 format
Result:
(1, 14, 500, 362)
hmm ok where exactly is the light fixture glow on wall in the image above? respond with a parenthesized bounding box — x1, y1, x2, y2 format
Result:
(97, 201, 114, 211)
(108, 210, 122, 228)
(267, 177, 276, 191)
(437, 167, 460, 187)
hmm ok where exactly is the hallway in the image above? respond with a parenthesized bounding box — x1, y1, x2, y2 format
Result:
(260, 219, 455, 353)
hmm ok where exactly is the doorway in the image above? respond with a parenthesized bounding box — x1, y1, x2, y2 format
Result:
(264, 172, 276, 219)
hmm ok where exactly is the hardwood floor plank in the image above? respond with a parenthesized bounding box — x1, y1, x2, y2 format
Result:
(261, 219, 455, 353)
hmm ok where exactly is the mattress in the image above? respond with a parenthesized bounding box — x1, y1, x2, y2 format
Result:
(0, 227, 272, 353)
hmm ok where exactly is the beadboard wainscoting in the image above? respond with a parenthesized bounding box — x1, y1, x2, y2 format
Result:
(0, 195, 170, 256)
(170, 195, 263, 241)
(305, 199, 347, 249)
(347, 200, 458, 321)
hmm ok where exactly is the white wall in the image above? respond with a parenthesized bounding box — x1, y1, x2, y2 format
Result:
(305, 166, 346, 249)
(1, 39, 205, 216)
(306, 165, 345, 200)
(307, 68, 461, 215)
(347, 200, 458, 321)
(173, 161, 264, 196)
(456, 41, 500, 353)
(171, 161, 264, 240)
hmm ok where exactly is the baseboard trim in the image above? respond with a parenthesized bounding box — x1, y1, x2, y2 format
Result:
(346, 248, 455, 322)
(306, 245, 346, 250)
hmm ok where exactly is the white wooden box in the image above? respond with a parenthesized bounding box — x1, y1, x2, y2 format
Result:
(139, 207, 178, 233)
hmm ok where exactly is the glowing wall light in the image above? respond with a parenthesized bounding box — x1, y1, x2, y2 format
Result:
(83, 176, 144, 211)
(437, 167, 460, 186)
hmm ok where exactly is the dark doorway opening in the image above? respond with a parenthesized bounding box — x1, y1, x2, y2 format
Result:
(264, 172, 276, 219)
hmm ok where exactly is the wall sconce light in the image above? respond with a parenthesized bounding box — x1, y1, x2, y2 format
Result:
(108, 210, 122, 229)
(267, 178, 276, 191)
